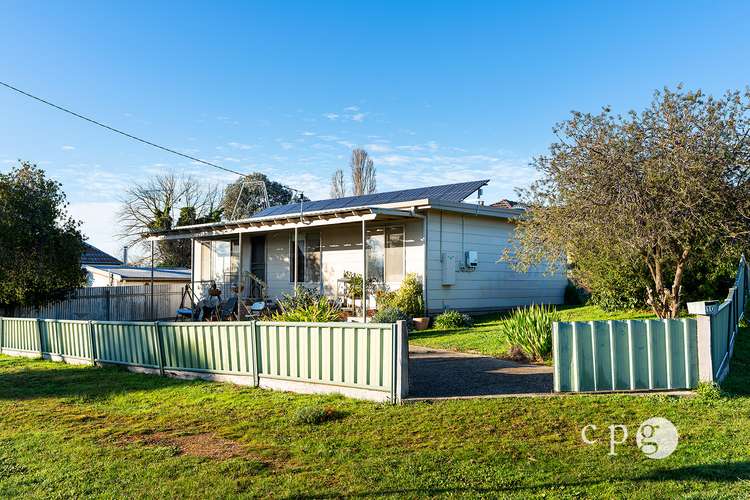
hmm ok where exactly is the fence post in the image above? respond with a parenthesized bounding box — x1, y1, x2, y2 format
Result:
(250, 320, 259, 387)
(696, 314, 714, 383)
(394, 320, 409, 403)
(105, 288, 111, 322)
(36, 318, 44, 358)
(154, 321, 166, 376)
(88, 321, 97, 366)
(0, 318, 4, 355)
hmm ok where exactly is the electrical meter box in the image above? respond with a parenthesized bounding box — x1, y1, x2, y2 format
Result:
(465, 251, 478, 269)
(441, 253, 456, 285)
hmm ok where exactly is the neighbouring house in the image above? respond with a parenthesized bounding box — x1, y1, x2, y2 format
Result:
(145, 180, 567, 316)
(82, 243, 190, 287)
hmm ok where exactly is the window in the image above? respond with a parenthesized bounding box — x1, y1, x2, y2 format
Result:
(289, 231, 321, 282)
(367, 225, 404, 283)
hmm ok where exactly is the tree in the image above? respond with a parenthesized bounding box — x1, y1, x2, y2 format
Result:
(0, 161, 86, 309)
(506, 87, 750, 318)
(118, 173, 222, 267)
(330, 169, 346, 198)
(350, 149, 376, 195)
(222, 172, 297, 219)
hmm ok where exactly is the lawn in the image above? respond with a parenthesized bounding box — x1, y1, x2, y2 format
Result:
(1, 326, 750, 497)
(409, 304, 655, 358)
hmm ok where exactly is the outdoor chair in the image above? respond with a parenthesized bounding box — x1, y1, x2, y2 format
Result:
(219, 296, 238, 321)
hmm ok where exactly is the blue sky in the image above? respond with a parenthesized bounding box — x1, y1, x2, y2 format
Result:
(2, 1, 750, 256)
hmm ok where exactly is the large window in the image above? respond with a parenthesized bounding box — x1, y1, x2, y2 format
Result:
(367, 225, 405, 283)
(289, 231, 321, 283)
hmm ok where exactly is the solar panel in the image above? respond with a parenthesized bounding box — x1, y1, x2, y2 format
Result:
(252, 179, 489, 219)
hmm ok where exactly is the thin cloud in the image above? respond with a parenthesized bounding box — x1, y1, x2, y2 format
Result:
(62, 145, 76, 151)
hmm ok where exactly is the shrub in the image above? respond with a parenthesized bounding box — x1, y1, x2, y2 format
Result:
(696, 381, 723, 400)
(499, 304, 559, 362)
(564, 280, 588, 306)
(434, 310, 473, 329)
(273, 287, 341, 322)
(292, 405, 342, 425)
(372, 306, 410, 324)
(376, 273, 424, 318)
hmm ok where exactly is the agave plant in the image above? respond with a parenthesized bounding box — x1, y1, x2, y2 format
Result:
(499, 304, 560, 362)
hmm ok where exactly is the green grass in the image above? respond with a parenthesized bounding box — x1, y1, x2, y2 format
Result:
(2, 328, 750, 497)
(409, 304, 655, 358)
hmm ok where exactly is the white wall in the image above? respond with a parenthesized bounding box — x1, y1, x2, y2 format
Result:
(424, 210, 566, 313)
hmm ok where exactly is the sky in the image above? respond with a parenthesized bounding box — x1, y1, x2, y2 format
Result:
(2, 1, 750, 257)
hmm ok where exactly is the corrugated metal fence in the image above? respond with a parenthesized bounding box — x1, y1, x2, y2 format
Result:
(4, 284, 184, 321)
(0, 318, 409, 403)
(554, 256, 749, 393)
(554, 319, 698, 392)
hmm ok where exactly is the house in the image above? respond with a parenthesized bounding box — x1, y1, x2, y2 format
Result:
(82, 243, 190, 287)
(145, 180, 567, 316)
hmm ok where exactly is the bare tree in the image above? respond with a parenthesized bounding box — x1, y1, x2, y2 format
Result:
(330, 169, 346, 198)
(118, 173, 222, 266)
(350, 149, 376, 195)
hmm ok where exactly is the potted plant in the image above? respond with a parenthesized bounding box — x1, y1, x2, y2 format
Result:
(412, 295, 430, 330)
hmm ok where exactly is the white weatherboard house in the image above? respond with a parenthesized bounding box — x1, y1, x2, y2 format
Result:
(147, 180, 566, 316)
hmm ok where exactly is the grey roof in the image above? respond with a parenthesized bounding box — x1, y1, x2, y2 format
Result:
(253, 179, 490, 218)
(81, 243, 123, 266)
(87, 265, 190, 281)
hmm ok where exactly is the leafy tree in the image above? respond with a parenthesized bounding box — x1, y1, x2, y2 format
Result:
(350, 149, 376, 195)
(222, 172, 299, 219)
(506, 87, 750, 318)
(118, 173, 222, 267)
(330, 169, 346, 198)
(0, 161, 86, 309)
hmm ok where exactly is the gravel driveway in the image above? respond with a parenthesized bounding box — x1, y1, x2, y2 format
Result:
(407, 345, 553, 400)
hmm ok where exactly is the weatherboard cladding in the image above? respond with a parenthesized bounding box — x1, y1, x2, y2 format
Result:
(252, 180, 489, 218)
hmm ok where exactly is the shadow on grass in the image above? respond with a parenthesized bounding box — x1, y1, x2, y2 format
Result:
(0, 358, 190, 400)
(306, 461, 750, 498)
(717, 325, 750, 397)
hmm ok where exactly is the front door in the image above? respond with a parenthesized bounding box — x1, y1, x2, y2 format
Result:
(249, 235, 266, 298)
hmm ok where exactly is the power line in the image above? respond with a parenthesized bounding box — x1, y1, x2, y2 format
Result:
(0, 80, 246, 177)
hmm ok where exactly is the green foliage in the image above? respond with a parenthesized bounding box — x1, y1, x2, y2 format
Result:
(434, 310, 473, 329)
(498, 304, 560, 362)
(696, 381, 723, 400)
(0, 162, 86, 308)
(564, 280, 588, 306)
(342, 270, 378, 299)
(222, 172, 305, 219)
(506, 87, 750, 318)
(273, 287, 341, 322)
(378, 273, 424, 317)
(292, 405, 342, 425)
(372, 306, 410, 324)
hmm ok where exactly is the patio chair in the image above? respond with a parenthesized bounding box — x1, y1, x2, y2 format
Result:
(219, 296, 238, 321)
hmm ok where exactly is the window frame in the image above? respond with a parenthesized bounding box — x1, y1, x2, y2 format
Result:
(367, 224, 406, 284)
(289, 231, 322, 284)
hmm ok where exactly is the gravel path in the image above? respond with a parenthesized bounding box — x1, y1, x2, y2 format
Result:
(406, 345, 554, 400)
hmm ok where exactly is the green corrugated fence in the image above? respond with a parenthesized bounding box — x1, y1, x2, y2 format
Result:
(0, 318, 408, 402)
(555, 257, 749, 393)
(554, 319, 699, 392)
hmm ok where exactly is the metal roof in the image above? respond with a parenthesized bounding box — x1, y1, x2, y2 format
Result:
(252, 179, 489, 218)
(81, 243, 123, 266)
(86, 265, 190, 281)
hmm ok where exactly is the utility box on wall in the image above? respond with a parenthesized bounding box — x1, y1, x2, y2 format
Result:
(464, 251, 478, 269)
(441, 253, 456, 286)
